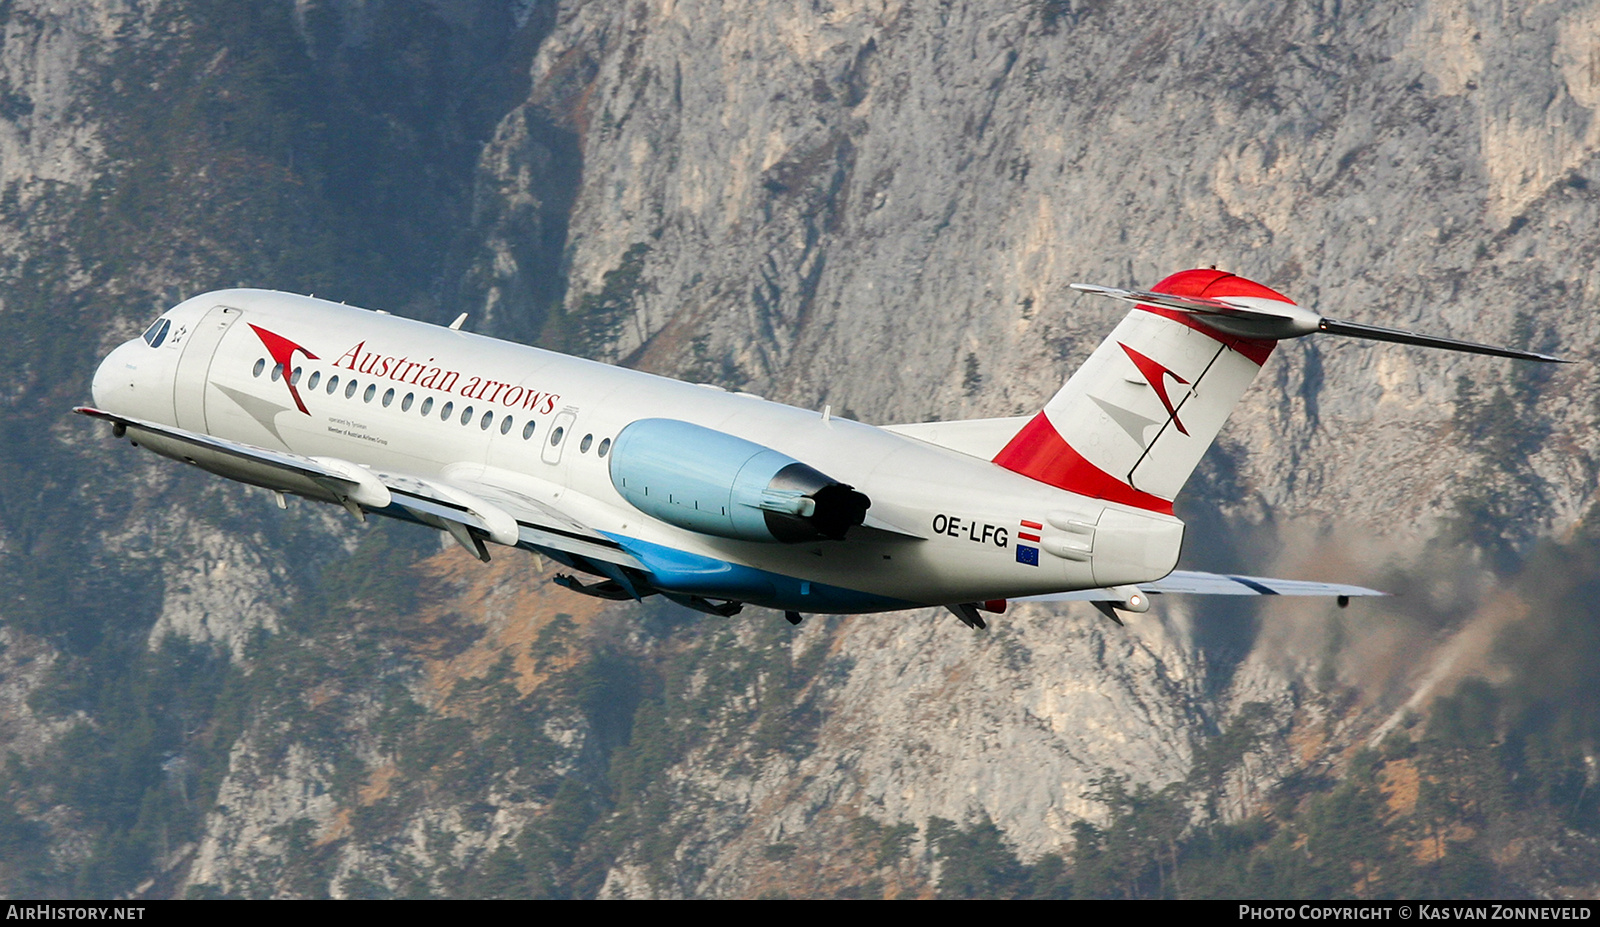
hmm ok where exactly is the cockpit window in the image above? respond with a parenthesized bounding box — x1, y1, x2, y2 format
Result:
(142, 318, 171, 348)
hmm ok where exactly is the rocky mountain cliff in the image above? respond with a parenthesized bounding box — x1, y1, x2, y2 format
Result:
(2, 0, 1598, 898)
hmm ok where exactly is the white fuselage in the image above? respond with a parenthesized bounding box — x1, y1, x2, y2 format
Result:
(91, 289, 1186, 612)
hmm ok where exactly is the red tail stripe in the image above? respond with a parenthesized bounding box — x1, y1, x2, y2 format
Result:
(1135, 305, 1277, 366)
(1137, 268, 1291, 366)
(992, 412, 1175, 515)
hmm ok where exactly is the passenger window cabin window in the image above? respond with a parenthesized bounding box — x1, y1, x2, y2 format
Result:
(253, 358, 266, 377)
(522, 421, 536, 440)
(364, 384, 377, 403)
(307, 371, 321, 391)
(420, 396, 434, 416)
(345, 379, 359, 399)
(382, 388, 395, 407)
(440, 401, 453, 420)
(290, 367, 302, 386)
(499, 415, 513, 435)
(460, 406, 473, 425)
(597, 438, 611, 457)
(401, 393, 414, 412)
(580, 434, 593, 453)
(271, 363, 283, 382)
(327, 374, 340, 394)
(480, 411, 493, 431)
(549, 426, 565, 446)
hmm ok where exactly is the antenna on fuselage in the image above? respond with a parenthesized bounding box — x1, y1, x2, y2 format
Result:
(449, 313, 468, 331)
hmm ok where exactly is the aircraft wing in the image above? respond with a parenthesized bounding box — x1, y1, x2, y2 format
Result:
(76, 405, 374, 489)
(1014, 569, 1386, 602)
(73, 406, 641, 570)
(426, 465, 643, 569)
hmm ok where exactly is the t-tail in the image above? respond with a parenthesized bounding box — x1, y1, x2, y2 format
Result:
(993, 268, 1565, 511)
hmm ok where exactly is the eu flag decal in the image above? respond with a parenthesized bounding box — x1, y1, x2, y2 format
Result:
(1016, 518, 1042, 566)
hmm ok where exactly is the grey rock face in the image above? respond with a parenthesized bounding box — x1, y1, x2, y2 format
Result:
(455, 0, 1600, 894)
(0, 0, 122, 208)
(506, 0, 1597, 539)
(7, 0, 1599, 899)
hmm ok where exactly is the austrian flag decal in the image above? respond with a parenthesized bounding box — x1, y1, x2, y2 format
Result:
(1016, 519, 1042, 566)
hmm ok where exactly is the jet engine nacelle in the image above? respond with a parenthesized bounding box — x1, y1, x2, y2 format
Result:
(609, 419, 869, 543)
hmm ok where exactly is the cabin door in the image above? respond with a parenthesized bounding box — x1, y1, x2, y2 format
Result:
(172, 305, 242, 433)
(541, 408, 578, 466)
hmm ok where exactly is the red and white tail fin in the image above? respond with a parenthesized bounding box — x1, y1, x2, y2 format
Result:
(993, 269, 1288, 514)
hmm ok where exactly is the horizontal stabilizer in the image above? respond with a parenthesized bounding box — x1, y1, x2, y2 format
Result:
(1015, 569, 1387, 603)
(1071, 283, 1568, 363)
(1315, 318, 1567, 363)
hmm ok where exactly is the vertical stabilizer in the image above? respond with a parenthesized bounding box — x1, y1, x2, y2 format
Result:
(994, 269, 1291, 513)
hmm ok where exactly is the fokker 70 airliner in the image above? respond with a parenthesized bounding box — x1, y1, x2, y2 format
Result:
(78, 269, 1562, 628)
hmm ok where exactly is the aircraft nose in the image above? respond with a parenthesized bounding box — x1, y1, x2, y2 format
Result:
(91, 340, 140, 410)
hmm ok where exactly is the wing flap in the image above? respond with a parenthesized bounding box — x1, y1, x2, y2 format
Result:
(433, 464, 644, 569)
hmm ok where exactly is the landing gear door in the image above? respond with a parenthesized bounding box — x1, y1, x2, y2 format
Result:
(172, 305, 242, 433)
(541, 408, 578, 466)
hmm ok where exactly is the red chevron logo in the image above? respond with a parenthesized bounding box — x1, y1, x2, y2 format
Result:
(1118, 342, 1190, 436)
(249, 324, 319, 415)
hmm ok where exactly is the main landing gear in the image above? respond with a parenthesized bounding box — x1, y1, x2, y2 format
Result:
(945, 599, 1007, 630)
(552, 574, 634, 600)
